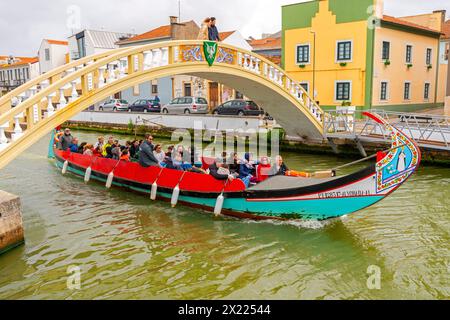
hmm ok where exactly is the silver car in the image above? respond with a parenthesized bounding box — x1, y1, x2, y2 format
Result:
(161, 97, 209, 114)
(98, 99, 129, 112)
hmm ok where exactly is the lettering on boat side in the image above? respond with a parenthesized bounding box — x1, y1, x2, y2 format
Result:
(318, 190, 371, 199)
(178, 304, 271, 317)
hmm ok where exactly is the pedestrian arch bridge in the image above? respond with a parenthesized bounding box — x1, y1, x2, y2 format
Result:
(0, 40, 324, 169)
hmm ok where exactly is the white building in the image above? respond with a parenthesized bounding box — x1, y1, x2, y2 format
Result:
(68, 29, 135, 61)
(0, 56, 39, 96)
(38, 39, 68, 74)
(220, 30, 253, 51)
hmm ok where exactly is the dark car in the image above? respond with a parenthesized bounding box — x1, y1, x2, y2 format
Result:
(128, 98, 161, 113)
(212, 100, 264, 116)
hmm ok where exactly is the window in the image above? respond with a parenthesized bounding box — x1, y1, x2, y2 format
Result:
(337, 41, 352, 61)
(25, 68, 29, 79)
(300, 82, 309, 94)
(184, 83, 192, 97)
(445, 43, 449, 61)
(196, 97, 208, 104)
(296, 44, 310, 64)
(45, 48, 50, 61)
(406, 45, 412, 63)
(424, 83, 430, 100)
(382, 41, 390, 60)
(380, 81, 388, 101)
(151, 84, 158, 94)
(426, 48, 432, 65)
(404, 82, 411, 100)
(335, 81, 351, 101)
(76, 32, 86, 59)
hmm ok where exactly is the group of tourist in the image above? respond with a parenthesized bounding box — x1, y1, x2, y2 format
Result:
(56, 128, 290, 187)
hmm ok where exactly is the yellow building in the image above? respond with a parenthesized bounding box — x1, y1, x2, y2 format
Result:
(282, 0, 445, 111)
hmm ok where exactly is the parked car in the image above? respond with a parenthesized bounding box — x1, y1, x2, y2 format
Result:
(212, 100, 264, 116)
(161, 97, 209, 115)
(98, 99, 129, 112)
(128, 98, 161, 113)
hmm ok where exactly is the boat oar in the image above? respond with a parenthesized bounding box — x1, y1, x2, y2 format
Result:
(84, 156, 97, 183)
(332, 144, 407, 172)
(106, 159, 122, 189)
(62, 158, 69, 174)
(171, 171, 186, 208)
(214, 179, 229, 217)
(150, 167, 165, 201)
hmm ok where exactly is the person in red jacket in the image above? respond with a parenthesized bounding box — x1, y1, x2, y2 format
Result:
(256, 156, 272, 182)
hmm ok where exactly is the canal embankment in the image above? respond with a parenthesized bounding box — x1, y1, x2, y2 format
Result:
(64, 112, 450, 166)
(0, 190, 24, 255)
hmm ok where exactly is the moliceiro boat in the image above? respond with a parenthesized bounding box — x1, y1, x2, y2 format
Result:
(51, 113, 420, 221)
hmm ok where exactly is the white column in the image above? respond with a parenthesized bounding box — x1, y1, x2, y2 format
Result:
(152, 49, 161, 68)
(58, 88, 67, 109)
(70, 81, 78, 102)
(161, 47, 169, 66)
(243, 54, 249, 69)
(0, 122, 8, 149)
(237, 52, 243, 66)
(47, 95, 55, 116)
(119, 58, 127, 78)
(107, 63, 115, 84)
(143, 51, 153, 70)
(98, 66, 106, 88)
(254, 58, 261, 74)
(12, 114, 23, 141)
(263, 63, 268, 77)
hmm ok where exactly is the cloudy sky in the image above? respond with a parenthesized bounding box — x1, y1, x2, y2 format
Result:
(1, 0, 448, 56)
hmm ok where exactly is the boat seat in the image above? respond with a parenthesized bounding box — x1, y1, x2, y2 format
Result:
(247, 175, 340, 191)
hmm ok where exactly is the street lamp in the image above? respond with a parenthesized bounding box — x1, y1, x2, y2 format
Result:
(310, 30, 316, 102)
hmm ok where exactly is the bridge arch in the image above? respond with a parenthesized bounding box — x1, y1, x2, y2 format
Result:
(0, 40, 324, 169)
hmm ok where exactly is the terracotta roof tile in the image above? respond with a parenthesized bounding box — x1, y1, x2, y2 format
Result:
(249, 37, 281, 50)
(46, 39, 68, 46)
(219, 31, 235, 40)
(120, 25, 171, 44)
(443, 20, 450, 39)
(0, 56, 39, 68)
(382, 15, 442, 35)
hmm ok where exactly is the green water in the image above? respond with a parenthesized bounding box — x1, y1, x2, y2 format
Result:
(0, 130, 448, 300)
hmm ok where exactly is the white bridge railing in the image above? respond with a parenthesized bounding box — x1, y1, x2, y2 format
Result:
(324, 109, 450, 151)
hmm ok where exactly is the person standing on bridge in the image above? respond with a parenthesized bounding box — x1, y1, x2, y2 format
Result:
(208, 17, 220, 41)
(59, 128, 73, 151)
(198, 18, 211, 40)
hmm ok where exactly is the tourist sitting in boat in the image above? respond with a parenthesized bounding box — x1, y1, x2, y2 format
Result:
(111, 140, 121, 160)
(104, 146, 114, 159)
(77, 142, 87, 154)
(153, 144, 166, 164)
(256, 156, 271, 182)
(209, 158, 235, 181)
(139, 134, 160, 168)
(59, 128, 73, 151)
(228, 152, 240, 174)
(83, 144, 94, 156)
(269, 155, 289, 176)
(94, 136, 104, 151)
(238, 153, 255, 187)
(102, 136, 114, 157)
(69, 138, 79, 153)
(129, 140, 140, 159)
(120, 149, 130, 162)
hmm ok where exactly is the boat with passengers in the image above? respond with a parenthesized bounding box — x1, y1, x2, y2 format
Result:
(50, 112, 420, 221)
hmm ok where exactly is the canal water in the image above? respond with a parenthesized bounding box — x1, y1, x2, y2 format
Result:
(0, 130, 448, 300)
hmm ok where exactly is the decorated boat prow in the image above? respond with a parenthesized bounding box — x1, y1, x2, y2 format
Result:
(52, 112, 420, 221)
